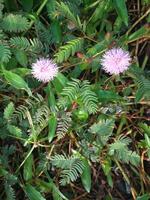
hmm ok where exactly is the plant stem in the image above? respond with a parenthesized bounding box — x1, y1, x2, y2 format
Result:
(15, 145, 35, 173)
(115, 159, 130, 185)
(116, 114, 126, 136)
(28, 0, 49, 30)
(142, 54, 148, 69)
(114, 159, 137, 199)
(126, 8, 150, 35)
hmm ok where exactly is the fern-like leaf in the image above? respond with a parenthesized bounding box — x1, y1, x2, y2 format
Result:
(57, 112, 72, 139)
(80, 80, 98, 114)
(13, 105, 29, 122)
(10, 36, 43, 54)
(51, 154, 77, 169)
(0, 43, 11, 63)
(90, 119, 115, 146)
(30, 38, 44, 54)
(33, 105, 50, 133)
(51, 154, 84, 185)
(4, 102, 15, 120)
(61, 78, 80, 101)
(4, 182, 16, 200)
(59, 79, 98, 114)
(60, 159, 84, 185)
(7, 124, 22, 137)
(10, 37, 30, 51)
(136, 75, 150, 102)
(1, 14, 29, 32)
(54, 38, 83, 63)
(56, 2, 82, 29)
(109, 136, 140, 166)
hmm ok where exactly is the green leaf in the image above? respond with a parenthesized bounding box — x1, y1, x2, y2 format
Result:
(12, 68, 31, 77)
(0, 43, 11, 63)
(52, 72, 68, 93)
(4, 102, 15, 120)
(7, 124, 22, 137)
(3, 70, 32, 95)
(46, 0, 56, 20)
(51, 20, 62, 43)
(54, 38, 83, 63)
(81, 159, 91, 193)
(137, 194, 150, 200)
(102, 159, 113, 188)
(45, 83, 56, 109)
(113, 0, 128, 26)
(21, 0, 33, 11)
(89, 0, 111, 23)
(97, 90, 122, 103)
(36, 179, 68, 200)
(23, 153, 33, 181)
(23, 184, 46, 200)
(15, 50, 28, 67)
(48, 114, 57, 142)
(90, 119, 115, 146)
(1, 14, 29, 32)
(128, 26, 150, 42)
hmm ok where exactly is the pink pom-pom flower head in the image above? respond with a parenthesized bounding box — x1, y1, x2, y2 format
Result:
(31, 58, 58, 83)
(101, 48, 131, 75)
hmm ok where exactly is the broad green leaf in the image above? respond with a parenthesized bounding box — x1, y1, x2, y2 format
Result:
(145, 134, 150, 148)
(48, 114, 57, 142)
(3, 70, 32, 96)
(45, 83, 56, 109)
(15, 50, 28, 67)
(52, 72, 68, 93)
(23, 153, 33, 181)
(128, 26, 150, 42)
(114, 16, 123, 32)
(113, 0, 128, 26)
(12, 68, 31, 77)
(24, 184, 46, 200)
(137, 194, 150, 200)
(97, 90, 122, 103)
(51, 20, 62, 43)
(89, 0, 111, 23)
(81, 159, 91, 193)
(21, 0, 33, 11)
(87, 40, 108, 57)
(139, 123, 150, 136)
(102, 159, 113, 188)
(37, 179, 68, 200)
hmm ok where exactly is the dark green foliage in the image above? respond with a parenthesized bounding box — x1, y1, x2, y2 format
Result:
(136, 76, 150, 102)
(1, 14, 29, 32)
(59, 79, 98, 114)
(0, 43, 11, 63)
(0, 0, 149, 199)
(51, 154, 85, 185)
(109, 136, 140, 166)
(90, 119, 115, 146)
(54, 38, 83, 63)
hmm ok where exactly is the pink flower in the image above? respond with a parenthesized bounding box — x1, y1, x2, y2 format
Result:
(101, 48, 131, 75)
(31, 58, 58, 83)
